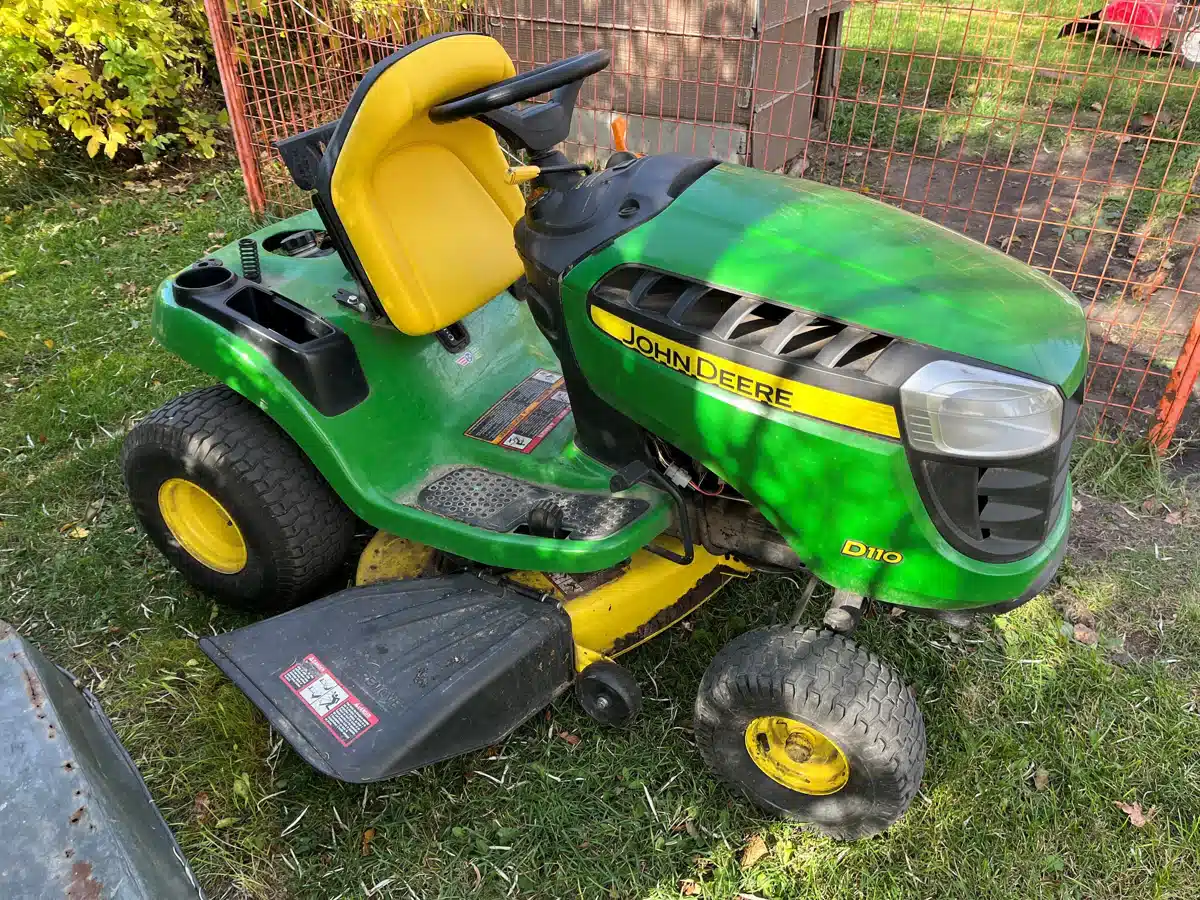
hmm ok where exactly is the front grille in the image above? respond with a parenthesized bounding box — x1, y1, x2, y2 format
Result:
(914, 389, 1080, 562)
(593, 266, 897, 376)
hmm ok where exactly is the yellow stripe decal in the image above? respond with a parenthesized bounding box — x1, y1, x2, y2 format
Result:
(590, 306, 901, 439)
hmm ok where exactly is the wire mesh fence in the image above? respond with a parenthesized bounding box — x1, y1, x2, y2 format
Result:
(204, 0, 1200, 447)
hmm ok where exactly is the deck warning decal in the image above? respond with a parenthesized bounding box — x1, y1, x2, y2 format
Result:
(465, 368, 571, 453)
(280, 654, 378, 746)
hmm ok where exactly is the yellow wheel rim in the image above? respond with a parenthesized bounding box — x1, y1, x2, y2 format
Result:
(157, 478, 247, 574)
(744, 716, 850, 795)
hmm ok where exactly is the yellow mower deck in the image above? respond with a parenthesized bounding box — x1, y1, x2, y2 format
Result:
(356, 531, 749, 671)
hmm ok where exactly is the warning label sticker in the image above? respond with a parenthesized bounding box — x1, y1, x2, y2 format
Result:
(280, 654, 378, 747)
(465, 368, 571, 453)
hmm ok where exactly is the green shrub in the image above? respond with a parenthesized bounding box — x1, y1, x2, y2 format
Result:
(0, 0, 225, 165)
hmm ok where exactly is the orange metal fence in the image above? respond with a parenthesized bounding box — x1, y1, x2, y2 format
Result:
(204, 0, 1200, 447)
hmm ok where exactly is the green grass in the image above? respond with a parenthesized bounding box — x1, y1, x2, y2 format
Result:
(3, 171, 1200, 898)
(833, 0, 1200, 234)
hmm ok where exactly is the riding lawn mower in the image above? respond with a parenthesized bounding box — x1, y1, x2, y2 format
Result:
(120, 33, 1088, 839)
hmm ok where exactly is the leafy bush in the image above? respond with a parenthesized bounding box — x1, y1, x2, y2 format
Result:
(0, 0, 225, 164)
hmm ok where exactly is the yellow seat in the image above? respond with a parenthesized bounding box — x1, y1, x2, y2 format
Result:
(319, 34, 526, 335)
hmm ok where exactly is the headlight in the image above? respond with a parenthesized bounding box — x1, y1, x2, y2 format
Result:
(900, 360, 1062, 459)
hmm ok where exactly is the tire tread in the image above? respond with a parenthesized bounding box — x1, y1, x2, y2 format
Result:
(121, 385, 355, 606)
(694, 626, 926, 840)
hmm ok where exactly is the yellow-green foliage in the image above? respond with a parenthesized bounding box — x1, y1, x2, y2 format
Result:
(0, 0, 225, 164)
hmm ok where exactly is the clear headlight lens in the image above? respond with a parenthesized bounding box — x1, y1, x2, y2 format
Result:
(900, 360, 1062, 459)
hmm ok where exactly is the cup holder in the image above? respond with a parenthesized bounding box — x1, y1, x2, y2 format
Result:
(173, 264, 236, 302)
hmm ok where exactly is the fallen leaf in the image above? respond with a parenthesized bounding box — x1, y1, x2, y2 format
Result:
(43, 339, 54, 349)
(1034, 767, 1051, 791)
(1116, 134, 1132, 145)
(0, 270, 16, 284)
(1133, 268, 1170, 301)
(998, 234, 1022, 251)
(1165, 510, 1183, 526)
(1138, 110, 1171, 129)
(1073, 622, 1099, 646)
(0, 329, 7, 339)
(680, 880, 701, 896)
(1114, 800, 1155, 827)
(1091, 102, 1103, 112)
(1071, 496, 1083, 513)
(67, 525, 90, 539)
(83, 498, 105, 524)
(193, 791, 212, 823)
(1142, 498, 1158, 512)
(361, 827, 376, 856)
(558, 731, 581, 746)
(58, 259, 71, 266)
(739, 834, 769, 869)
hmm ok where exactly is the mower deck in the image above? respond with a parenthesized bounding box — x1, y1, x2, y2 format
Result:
(201, 536, 748, 781)
(153, 211, 671, 572)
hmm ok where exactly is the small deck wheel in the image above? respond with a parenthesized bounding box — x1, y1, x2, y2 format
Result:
(577, 661, 642, 726)
(121, 386, 356, 611)
(695, 626, 926, 840)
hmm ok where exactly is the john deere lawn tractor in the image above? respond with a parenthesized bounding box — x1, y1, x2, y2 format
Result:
(121, 33, 1087, 839)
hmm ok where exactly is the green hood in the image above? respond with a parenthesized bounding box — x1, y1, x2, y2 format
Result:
(588, 164, 1087, 392)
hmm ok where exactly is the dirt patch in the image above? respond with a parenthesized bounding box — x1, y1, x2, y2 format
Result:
(1121, 629, 1163, 662)
(1068, 492, 1186, 564)
(1066, 488, 1195, 664)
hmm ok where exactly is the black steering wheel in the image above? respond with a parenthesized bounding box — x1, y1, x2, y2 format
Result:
(429, 50, 611, 125)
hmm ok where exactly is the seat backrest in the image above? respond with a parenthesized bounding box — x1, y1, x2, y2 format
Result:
(317, 33, 526, 335)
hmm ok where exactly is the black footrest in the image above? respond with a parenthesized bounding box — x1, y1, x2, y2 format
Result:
(417, 467, 649, 538)
(200, 576, 573, 782)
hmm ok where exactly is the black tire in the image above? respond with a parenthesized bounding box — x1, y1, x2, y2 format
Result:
(121, 385, 356, 611)
(694, 627, 925, 840)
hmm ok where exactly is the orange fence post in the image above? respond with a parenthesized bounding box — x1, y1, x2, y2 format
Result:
(1150, 309, 1200, 451)
(203, 0, 267, 218)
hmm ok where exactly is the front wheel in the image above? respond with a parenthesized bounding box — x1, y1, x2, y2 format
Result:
(121, 386, 356, 611)
(694, 627, 925, 840)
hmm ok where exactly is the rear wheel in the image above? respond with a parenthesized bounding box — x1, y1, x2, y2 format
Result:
(121, 386, 356, 611)
(695, 626, 925, 840)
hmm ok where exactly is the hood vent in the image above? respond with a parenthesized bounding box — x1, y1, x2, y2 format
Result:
(593, 266, 896, 376)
